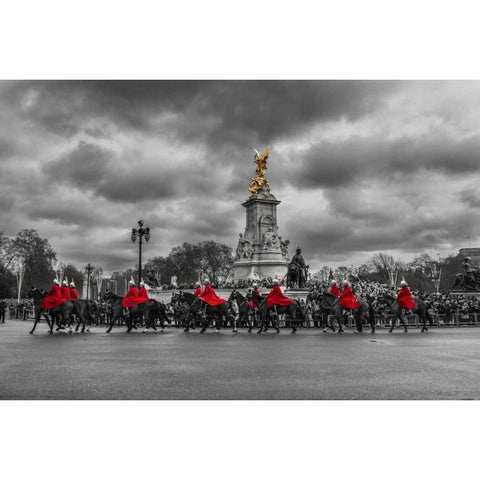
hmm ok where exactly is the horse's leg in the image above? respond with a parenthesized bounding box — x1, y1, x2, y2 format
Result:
(400, 310, 408, 332)
(388, 312, 396, 333)
(29, 309, 41, 334)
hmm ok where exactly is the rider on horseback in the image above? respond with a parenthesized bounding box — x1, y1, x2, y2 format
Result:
(40, 278, 65, 310)
(329, 279, 341, 298)
(339, 279, 360, 319)
(61, 278, 72, 300)
(266, 278, 294, 307)
(69, 280, 79, 299)
(193, 282, 202, 297)
(198, 279, 226, 306)
(397, 278, 415, 316)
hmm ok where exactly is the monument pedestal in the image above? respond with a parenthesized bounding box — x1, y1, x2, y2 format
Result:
(232, 184, 289, 283)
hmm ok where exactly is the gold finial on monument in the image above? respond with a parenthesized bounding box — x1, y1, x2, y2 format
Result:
(248, 146, 270, 195)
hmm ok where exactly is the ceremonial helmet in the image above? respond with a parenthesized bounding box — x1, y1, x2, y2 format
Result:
(62, 277, 68, 286)
(342, 278, 349, 286)
(273, 277, 279, 285)
(252, 283, 258, 288)
(195, 281, 200, 287)
(331, 279, 337, 285)
(53, 278, 59, 284)
(400, 277, 407, 286)
(129, 276, 135, 285)
(204, 278, 210, 284)
(70, 280, 75, 287)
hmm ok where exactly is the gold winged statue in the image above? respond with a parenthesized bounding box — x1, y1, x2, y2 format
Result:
(248, 146, 270, 195)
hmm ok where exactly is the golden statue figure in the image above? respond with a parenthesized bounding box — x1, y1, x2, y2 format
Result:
(248, 146, 270, 194)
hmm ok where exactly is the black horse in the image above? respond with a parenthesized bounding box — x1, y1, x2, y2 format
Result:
(26, 287, 83, 335)
(181, 291, 237, 334)
(378, 292, 433, 333)
(227, 289, 260, 332)
(103, 291, 157, 333)
(247, 290, 305, 334)
(315, 291, 376, 334)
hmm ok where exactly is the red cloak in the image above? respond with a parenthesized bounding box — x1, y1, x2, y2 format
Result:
(69, 288, 79, 299)
(40, 284, 65, 309)
(266, 285, 294, 307)
(194, 287, 202, 297)
(138, 287, 150, 301)
(61, 285, 71, 300)
(397, 286, 415, 310)
(199, 284, 226, 306)
(247, 288, 261, 308)
(123, 286, 141, 308)
(339, 285, 360, 309)
(329, 284, 341, 298)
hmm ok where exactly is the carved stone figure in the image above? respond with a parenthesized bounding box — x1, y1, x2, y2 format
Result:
(235, 233, 246, 260)
(280, 237, 290, 259)
(242, 240, 253, 259)
(262, 227, 280, 251)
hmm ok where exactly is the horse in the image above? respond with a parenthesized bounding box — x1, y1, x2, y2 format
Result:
(103, 291, 156, 333)
(227, 289, 260, 332)
(307, 291, 337, 332)
(378, 292, 433, 333)
(315, 291, 376, 334)
(247, 290, 305, 334)
(26, 287, 81, 335)
(181, 291, 237, 334)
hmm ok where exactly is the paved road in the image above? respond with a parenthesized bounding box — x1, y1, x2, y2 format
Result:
(1, 319, 480, 399)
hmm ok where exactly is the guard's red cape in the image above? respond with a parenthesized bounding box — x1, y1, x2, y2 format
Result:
(329, 284, 341, 297)
(61, 285, 71, 300)
(339, 285, 360, 309)
(122, 285, 147, 308)
(69, 287, 79, 299)
(199, 284, 226, 306)
(247, 288, 261, 308)
(266, 285, 294, 307)
(194, 287, 202, 297)
(40, 284, 65, 309)
(138, 287, 149, 300)
(397, 286, 415, 310)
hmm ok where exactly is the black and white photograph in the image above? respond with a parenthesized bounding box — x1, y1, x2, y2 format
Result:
(2, 2, 480, 480)
(2, 79, 480, 400)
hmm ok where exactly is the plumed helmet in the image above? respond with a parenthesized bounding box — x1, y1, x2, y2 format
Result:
(62, 280, 67, 285)
(195, 282, 200, 287)
(342, 279, 349, 286)
(129, 278, 135, 285)
(252, 283, 258, 288)
(400, 278, 407, 286)
(70, 280, 75, 287)
(331, 279, 337, 285)
(273, 277, 279, 285)
(53, 278, 59, 284)
(204, 278, 210, 284)
(140, 280, 145, 287)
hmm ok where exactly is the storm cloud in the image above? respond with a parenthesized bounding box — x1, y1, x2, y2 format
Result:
(0, 80, 478, 273)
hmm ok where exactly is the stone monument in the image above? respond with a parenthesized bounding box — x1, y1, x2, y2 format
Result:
(232, 146, 289, 283)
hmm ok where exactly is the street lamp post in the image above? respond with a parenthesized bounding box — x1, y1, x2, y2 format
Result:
(131, 220, 150, 287)
(85, 263, 93, 300)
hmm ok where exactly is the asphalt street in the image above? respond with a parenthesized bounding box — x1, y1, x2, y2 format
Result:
(2, 319, 480, 400)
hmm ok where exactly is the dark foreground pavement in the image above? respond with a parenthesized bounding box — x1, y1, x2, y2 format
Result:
(2, 319, 480, 399)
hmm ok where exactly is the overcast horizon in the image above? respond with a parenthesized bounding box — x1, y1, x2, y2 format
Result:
(1, 80, 479, 275)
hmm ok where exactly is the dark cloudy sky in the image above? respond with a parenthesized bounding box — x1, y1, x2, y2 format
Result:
(1, 80, 479, 273)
